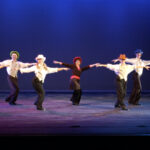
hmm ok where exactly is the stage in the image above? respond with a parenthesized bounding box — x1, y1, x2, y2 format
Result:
(0, 92, 150, 136)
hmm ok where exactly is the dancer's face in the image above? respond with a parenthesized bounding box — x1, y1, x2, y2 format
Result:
(37, 59, 43, 64)
(11, 54, 18, 61)
(75, 60, 81, 66)
(136, 53, 142, 59)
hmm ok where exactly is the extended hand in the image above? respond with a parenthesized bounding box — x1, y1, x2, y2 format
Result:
(112, 59, 119, 63)
(53, 60, 62, 65)
(95, 63, 102, 67)
(145, 66, 150, 70)
(63, 68, 70, 71)
(90, 63, 98, 68)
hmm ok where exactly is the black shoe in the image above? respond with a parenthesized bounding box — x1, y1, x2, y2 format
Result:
(72, 102, 79, 106)
(9, 102, 17, 105)
(37, 107, 46, 111)
(133, 103, 141, 106)
(70, 98, 73, 102)
(121, 106, 128, 111)
(34, 102, 38, 105)
(128, 102, 133, 105)
(114, 104, 121, 108)
(5, 99, 10, 103)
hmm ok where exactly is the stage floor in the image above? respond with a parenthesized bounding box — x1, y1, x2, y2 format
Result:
(0, 92, 150, 136)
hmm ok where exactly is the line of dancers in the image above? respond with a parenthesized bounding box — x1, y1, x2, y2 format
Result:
(0, 49, 150, 111)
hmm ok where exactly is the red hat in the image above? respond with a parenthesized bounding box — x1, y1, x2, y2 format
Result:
(118, 54, 127, 60)
(73, 57, 82, 64)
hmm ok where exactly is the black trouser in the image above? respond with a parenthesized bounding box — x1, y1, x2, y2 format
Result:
(6, 75, 19, 104)
(128, 72, 142, 104)
(70, 78, 82, 105)
(116, 76, 127, 107)
(32, 77, 45, 109)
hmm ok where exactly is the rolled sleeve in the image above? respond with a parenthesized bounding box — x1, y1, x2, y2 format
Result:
(20, 66, 35, 73)
(107, 64, 116, 71)
(143, 60, 150, 66)
(19, 62, 30, 68)
(47, 67, 58, 74)
(126, 58, 136, 64)
(0, 60, 9, 66)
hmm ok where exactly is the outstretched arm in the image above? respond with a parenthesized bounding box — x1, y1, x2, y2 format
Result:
(53, 60, 63, 65)
(96, 63, 108, 67)
(144, 66, 150, 70)
(53, 60, 73, 69)
(0, 65, 5, 69)
(112, 58, 136, 64)
(20, 66, 36, 74)
(47, 67, 70, 74)
(89, 63, 99, 68)
(57, 68, 70, 71)
(81, 63, 98, 72)
(0, 64, 9, 69)
(96, 63, 119, 72)
(20, 62, 36, 68)
(112, 59, 120, 63)
(143, 60, 150, 66)
(136, 65, 150, 70)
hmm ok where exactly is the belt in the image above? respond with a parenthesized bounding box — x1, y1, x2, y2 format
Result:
(70, 75, 80, 80)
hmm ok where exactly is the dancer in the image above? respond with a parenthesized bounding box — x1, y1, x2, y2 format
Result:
(20, 54, 69, 111)
(113, 49, 150, 105)
(96, 54, 150, 111)
(0, 51, 35, 105)
(53, 57, 97, 105)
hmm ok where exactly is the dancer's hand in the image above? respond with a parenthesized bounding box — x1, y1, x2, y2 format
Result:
(145, 66, 150, 70)
(89, 63, 98, 68)
(63, 68, 70, 71)
(112, 59, 119, 63)
(95, 63, 102, 67)
(53, 60, 62, 65)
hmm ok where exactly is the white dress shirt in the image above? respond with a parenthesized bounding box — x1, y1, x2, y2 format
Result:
(107, 64, 135, 81)
(126, 58, 150, 76)
(20, 65, 58, 83)
(0, 60, 30, 78)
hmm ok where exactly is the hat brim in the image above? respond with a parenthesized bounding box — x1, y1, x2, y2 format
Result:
(35, 57, 46, 62)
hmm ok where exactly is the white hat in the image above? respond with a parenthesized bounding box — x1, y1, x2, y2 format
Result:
(35, 54, 46, 62)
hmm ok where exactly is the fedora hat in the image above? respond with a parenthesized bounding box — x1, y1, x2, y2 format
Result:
(35, 54, 46, 62)
(10, 51, 20, 59)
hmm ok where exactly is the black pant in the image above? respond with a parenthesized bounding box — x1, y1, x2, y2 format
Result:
(70, 78, 82, 105)
(128, 72, 142, 104)
(71, 89, 82, 105)
(32, 77, 45, 109)
(116, 76, 127, 107)
(6, 75, 19, 103)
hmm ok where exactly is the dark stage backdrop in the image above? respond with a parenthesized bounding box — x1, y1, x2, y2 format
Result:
(0, 0, 150, 91)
